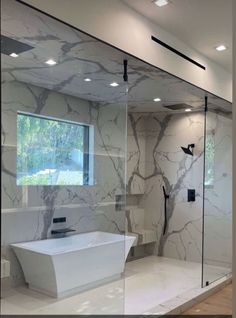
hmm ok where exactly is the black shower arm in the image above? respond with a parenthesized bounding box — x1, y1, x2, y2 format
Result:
(188, 144, 195, 149)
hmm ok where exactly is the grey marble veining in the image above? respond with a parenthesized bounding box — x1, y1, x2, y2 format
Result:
(1, 0, 232, 290)
(1, 0, 231, 114)
(203, 111, 232, 270)
(1, 78, 127, 286)
(127, 111, 232, 269)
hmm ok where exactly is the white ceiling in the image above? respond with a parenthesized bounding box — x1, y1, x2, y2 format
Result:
(123, 0, 232, 72)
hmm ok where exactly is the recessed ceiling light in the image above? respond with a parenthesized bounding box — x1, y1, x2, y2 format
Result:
(153, 97, 161, 102)
(9, 53, 18, 58)
(216, 45, 227, 51)
(185, 108, 192, 112)
(84, 78, 91, 82)
(45, 59, 57, 66)
(110, 82, 119, 87)
(154, 0, 169, 7)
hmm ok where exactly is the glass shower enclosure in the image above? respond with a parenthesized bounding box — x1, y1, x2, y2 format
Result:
(202, 96, 232, 287)
(1, 0, 232, 315)
(1, 0, 128, 313)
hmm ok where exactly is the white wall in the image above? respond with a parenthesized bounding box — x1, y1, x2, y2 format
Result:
(22, 0, 232, 102)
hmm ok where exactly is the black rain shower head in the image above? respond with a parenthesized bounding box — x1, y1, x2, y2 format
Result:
(181, 144, 195, 156)
(1, 35, 34, 56)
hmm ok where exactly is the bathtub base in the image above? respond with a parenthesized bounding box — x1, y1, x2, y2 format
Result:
(11, 232, 135, 299)
(29, 273, 122, 298)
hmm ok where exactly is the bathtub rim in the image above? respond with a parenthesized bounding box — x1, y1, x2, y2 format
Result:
(11, 231, 135, 256)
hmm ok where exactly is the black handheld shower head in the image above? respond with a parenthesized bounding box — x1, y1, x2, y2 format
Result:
(181, 144, 195, 156)
(162, 186, 169, 199)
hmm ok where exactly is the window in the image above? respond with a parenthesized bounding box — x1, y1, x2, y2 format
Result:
(204, 131, 215, 188)
(17, 112, 93, 186)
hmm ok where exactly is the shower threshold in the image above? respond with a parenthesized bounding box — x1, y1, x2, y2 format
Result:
(142, 272, 231, 315)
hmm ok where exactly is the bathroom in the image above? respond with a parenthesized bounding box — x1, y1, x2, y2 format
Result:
(1, 0, 232, 315)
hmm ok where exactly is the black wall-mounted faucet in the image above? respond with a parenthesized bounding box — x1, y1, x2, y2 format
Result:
(51, 217, 75, 237)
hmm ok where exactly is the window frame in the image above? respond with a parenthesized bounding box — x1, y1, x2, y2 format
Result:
(17, 111, 93, 186)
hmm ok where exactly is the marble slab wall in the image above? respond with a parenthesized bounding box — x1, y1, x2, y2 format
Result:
(1, 77, 127, 286)
(203, 112, 232, 268)
(127, 111, 232, 267)
(127, 114, 146, 195)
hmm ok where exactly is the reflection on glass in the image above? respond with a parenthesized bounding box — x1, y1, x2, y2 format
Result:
(202, 110, 232, 286)
(204, 131, 215, 187)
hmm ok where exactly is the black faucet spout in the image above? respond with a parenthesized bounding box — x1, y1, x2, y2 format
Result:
(51, 228, 76, 235)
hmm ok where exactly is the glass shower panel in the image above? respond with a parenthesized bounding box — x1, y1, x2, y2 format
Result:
(1, 0, 127, 314)
(202, 98, 232, 287)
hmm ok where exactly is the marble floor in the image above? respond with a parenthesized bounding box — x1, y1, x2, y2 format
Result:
(1, 256, 231, 315)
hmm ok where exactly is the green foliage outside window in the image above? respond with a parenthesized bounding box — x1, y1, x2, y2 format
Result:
(17, 113, 87, 186)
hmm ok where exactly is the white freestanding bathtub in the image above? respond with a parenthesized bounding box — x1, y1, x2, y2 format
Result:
(11, 231, 135, 298)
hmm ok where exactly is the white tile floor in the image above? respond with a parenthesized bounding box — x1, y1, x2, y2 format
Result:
(1, 256, 231, 315)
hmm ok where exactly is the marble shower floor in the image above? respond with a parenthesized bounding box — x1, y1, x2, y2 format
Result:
(1, 256, 231, 315)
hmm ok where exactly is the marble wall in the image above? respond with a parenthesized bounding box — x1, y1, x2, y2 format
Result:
(203, 112, 232, 268)
(1, 78, 232, 287)
(127, 111, 232, 267)
(1, 77, 127, 286)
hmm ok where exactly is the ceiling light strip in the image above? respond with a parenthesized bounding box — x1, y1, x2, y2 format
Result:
(151, 35, 206, 70)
